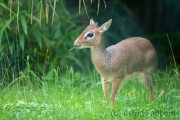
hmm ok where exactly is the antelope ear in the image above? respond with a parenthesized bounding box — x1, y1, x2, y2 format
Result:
(90, 19, 95, 24)
(98, 19, 112, 34)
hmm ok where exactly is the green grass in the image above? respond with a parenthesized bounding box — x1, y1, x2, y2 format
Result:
(0, 68, 180, 120)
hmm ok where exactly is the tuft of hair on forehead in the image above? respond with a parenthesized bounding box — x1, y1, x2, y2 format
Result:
(85, 23, 98, 31)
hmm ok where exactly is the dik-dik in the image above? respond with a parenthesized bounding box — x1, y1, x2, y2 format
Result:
(73, 19, 158, 107)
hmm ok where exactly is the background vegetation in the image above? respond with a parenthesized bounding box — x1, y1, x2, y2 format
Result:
(0, 0, 180, 119)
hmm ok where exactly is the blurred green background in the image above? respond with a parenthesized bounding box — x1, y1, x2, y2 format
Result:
(0, 0, 180, 86)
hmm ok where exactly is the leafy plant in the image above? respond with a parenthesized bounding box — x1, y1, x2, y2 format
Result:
(0, 0, 89, 86)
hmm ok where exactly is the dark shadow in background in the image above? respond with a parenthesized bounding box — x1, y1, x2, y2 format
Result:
(66, 0, 180, 69)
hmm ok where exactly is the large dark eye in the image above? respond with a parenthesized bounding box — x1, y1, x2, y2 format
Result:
(84, 32, 94, 40)
(87, 33, 94, 38)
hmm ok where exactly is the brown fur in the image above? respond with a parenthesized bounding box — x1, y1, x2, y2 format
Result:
(74, 19, 158, 107)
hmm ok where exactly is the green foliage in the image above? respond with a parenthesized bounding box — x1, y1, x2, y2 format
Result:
(0, 0, 91, 85)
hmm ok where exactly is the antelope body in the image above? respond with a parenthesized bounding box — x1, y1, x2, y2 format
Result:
(73, 19, 158, 107)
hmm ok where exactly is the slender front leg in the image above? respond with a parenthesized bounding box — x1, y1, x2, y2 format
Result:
(101, 77, 110, 104)
(110, 78, 121, 107)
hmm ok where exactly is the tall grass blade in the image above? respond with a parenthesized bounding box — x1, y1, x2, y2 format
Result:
(103, 0, 106, 9)
(0, 3, 17, 16)
(38, 0, 43, 26)
(79, 0, 81, 13)
(20, 14, 28, 35)
(82, 0, 89, 19)
(48, 0, 59, 25)
(46, 3, 49, 24)
(17, 0, 19, 33)
(52, 0, 57, 25)
(9, 0, 12, 18)
(5, 29, 14, 54)
(0, 16, 16, 34)
(30, 0, 34, 24)
(97, 0, 100, 15)
(166, 34, 177, 71)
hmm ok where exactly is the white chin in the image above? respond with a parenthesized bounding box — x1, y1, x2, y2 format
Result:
(79, 45, 90, 49)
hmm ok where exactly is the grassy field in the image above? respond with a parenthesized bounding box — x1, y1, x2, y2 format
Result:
(0, 67, 180, 120)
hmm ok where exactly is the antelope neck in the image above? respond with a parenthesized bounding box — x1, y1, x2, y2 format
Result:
(90, 39, 111, 71)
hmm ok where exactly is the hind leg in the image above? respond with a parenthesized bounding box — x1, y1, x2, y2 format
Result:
(139, 72, 153, 101)
(110, 78, 122, 107)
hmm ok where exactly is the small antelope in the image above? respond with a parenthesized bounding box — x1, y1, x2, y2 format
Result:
(73, 19, 158, 107)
